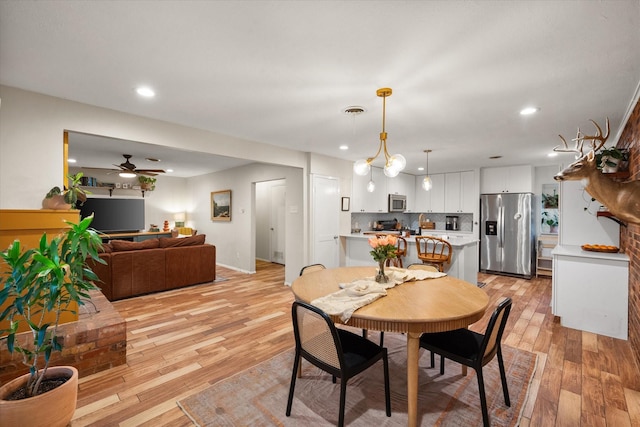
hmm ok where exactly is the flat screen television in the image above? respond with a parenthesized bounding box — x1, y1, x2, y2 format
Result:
(78, 198, 145, 233)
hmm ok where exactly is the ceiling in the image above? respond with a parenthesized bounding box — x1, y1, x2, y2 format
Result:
(1, 1, 639, 177)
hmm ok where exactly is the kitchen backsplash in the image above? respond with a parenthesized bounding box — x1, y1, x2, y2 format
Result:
(351, 212, 474, 232)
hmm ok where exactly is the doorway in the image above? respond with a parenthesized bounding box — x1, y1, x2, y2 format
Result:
(256, 179, 286, 264)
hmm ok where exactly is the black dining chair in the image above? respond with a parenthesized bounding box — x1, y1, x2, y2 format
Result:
(419, 297, 513, 427)
(299, 263, 384, 346)
(286, 301, 391, 426)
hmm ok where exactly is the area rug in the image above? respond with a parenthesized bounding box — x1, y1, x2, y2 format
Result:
(177, 333, 536, 426)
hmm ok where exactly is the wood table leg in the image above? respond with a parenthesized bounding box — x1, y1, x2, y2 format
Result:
(407, 332, 421, 427)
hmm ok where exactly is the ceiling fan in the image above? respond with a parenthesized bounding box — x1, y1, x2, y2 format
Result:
(87, 154, 164, 176)
(113, 154, 165, 176)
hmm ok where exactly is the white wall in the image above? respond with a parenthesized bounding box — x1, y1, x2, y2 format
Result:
(187, 163, 304, 284)
(0, 85, 321, 284)
(559, 180, 620, 246)
(0, 85, 308, 209)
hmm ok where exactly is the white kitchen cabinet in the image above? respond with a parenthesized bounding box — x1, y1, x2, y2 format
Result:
(552, 244, 629, 339)
(480, 165, 533, 193)
(444, 171, 475, 213)
(351, 167, 387, 213)
(414, 173, 445, 212)
(387, 172, 415, 212)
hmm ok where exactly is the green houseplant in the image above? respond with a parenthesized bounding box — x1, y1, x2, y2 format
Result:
(138, 175, 156, 191)
(0, 215, 104, 426)
(42, 172, 90, 209)
(541, 191, 558, 209)
(541, 211, 559, 233)
(595, 146, 629, 173)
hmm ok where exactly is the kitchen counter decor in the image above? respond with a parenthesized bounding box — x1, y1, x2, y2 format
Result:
(368, 234, 397, 283)
(581, 244, 619, 253)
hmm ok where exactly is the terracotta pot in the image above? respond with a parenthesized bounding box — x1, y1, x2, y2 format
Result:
(42, 194, 72, 210)
(0, 366, 78, 427)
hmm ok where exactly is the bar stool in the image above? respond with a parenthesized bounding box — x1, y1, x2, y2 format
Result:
(385, 235, 407, 268)
(415, 236, 452, 272)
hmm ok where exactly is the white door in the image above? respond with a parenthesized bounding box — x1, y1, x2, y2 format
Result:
(270, 183, 286, 264)
(312, 175, 340, 268)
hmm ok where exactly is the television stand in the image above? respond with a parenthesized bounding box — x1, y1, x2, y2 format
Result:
(101, 231, 172, 242)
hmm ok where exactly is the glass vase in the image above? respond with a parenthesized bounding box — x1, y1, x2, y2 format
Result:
(375, 259, 388, 283)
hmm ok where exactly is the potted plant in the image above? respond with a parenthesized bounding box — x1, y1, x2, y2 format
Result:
(42, 172, 90, 210)
(541, 191, 558, 209)
(541, 211, 559, 234)
(595, 146, 629, 173)
(0, 215, 104, 427)
(138, 175, 156, 191)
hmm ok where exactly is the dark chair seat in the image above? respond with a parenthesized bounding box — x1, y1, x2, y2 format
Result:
(420, 297, 512, 427)
(299, 263, 384, 346)
(286, 301, 391, 427)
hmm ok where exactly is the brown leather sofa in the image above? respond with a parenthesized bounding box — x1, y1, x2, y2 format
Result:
(90, 234, 216, 301)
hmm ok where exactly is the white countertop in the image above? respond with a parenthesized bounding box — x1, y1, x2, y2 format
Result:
(552, 244, 629, 263)
(342, 232, 478, 248)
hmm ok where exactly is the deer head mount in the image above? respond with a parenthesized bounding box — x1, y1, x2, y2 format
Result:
(554, 118, 640, 225)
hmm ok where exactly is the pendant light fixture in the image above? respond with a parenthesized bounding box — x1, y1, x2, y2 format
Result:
(353, 88, 406, 178)
(366, 166, 375, 192)
(422, 149, 433, 191)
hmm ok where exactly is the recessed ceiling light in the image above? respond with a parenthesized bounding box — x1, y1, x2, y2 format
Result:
(68, 158, 77, 163)
(136, 86, 155, 98)
(520, 107, 540, 116)
(339, 145, 348, 150)
(166, 169, 174, 173)
(548, 152, 558, 157)
(418, 167, 424, 171)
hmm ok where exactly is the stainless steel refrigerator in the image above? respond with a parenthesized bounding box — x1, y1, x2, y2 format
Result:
(480, 193, 535, 279)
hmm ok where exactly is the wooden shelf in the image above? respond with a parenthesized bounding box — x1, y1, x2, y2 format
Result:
(596, 211, 627, 227)
(537, 234, 558, 278)
(602, 170, 630, 179)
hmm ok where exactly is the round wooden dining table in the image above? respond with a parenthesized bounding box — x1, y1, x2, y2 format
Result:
(291, 266, 489, 427)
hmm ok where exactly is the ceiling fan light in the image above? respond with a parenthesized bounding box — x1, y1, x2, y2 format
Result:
(353, 159, 371, 176)
(119, 172, 136, 178)
(422, 176, 433, 191)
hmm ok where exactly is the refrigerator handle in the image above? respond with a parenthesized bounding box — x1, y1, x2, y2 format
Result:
(498, 201, 504, 249)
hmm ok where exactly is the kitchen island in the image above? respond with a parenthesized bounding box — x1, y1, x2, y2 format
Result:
(341, 232, 479, 284)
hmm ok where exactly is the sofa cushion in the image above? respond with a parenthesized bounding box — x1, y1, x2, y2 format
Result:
(110, 238, 160, 251)
(159, 234, 205, 248)
(99, 243, 113, 253)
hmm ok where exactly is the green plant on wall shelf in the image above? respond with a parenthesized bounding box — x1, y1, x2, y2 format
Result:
(541, 191, 558, 209)
(594, 146, 629, 172)
(138, 175, 156, 191)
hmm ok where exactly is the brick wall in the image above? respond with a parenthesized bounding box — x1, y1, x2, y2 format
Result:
(0, 290, 126, 384)
(617, 100, 640, 369)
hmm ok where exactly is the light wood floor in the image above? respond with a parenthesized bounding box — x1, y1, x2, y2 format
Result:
(70, 261, 640, 426)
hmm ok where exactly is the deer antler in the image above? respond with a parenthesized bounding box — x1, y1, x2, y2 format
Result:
(554, 118, 610, 158)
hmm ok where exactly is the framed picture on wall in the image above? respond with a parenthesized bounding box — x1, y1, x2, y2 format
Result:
(341, 197, 350, 211)
(211, 190, 232, 221)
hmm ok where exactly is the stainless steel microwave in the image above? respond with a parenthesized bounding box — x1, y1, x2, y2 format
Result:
(388, 194, 407, 212)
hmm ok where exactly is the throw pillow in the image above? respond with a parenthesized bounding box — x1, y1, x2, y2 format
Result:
(159, 234, 206, 248)
(110, 238, 160, 251)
